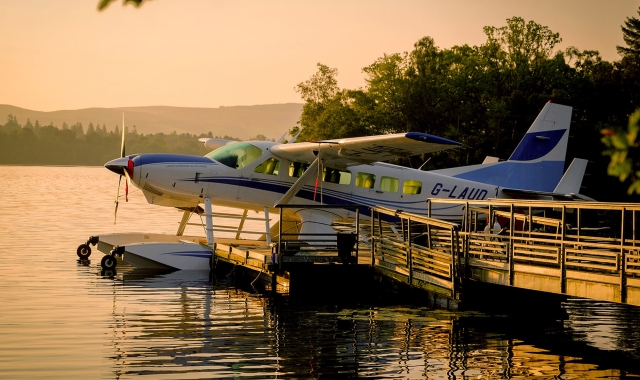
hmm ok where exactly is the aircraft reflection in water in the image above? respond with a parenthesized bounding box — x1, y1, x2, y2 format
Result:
(102, 268, 635, 378)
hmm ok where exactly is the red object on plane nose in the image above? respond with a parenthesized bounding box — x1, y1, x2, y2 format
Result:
(126, 158, 134, 178)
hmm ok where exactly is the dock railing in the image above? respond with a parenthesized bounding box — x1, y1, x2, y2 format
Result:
(180, 206, 274, 243)
(273, 204, 369, 267)
(364, 199, 640, 305)
(370, 206, 461, 298)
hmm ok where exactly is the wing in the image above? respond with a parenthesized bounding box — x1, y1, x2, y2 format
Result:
(270, 132, 461, 169)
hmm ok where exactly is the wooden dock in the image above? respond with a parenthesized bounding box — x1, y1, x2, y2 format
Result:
(369, 199, 640, 307)
(208, 200, 640, 308)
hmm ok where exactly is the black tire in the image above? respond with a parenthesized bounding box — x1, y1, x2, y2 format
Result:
(77, 244, 92, 259)
(101, 255, 117, 270)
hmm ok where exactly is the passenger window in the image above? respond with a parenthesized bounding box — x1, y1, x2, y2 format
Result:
(380, 176, 399, 192)
(403, 179, 422, 195)
(254, 158, 280, 175)
(355, 172, 376, 189)
(289, 162, 310, 178)
(323, 167, 352, 185)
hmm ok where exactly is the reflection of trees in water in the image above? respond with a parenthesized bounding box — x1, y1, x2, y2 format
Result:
(564, 299, 640, 363)
(105, 270, 633, 378)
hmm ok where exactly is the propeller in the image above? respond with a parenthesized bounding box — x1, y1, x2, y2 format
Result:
(113, 113, 130, 224)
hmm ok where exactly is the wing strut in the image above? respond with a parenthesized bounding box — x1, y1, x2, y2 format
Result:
(274, 157, 319, 206)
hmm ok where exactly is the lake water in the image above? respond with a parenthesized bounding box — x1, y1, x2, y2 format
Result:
(1, 165, 640, 379)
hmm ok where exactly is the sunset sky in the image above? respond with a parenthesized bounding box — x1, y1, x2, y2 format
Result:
(1, 0, 638, 112)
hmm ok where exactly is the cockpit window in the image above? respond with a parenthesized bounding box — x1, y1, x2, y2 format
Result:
(206, 142, 263, 169)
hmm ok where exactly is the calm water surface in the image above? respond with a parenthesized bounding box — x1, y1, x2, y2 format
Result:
(1, 166, 640, 379)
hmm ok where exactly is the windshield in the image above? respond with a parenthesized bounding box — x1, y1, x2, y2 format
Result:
(206, 142, 263, 169)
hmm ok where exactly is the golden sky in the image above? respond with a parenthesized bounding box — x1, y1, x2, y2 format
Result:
(1, 0, 638, 111)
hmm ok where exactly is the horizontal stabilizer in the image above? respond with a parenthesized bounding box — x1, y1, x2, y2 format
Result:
(553, 158, 588, 195)
(500, 158, 594, 201)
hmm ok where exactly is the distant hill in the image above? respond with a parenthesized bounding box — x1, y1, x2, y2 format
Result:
(0, 103, 303, 140)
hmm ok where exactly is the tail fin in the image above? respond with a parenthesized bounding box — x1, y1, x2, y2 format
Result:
(431, 102, 572, 192)
(508, 102, 572, 163)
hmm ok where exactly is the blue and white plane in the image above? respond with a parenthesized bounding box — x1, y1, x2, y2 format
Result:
(103, 101, 588, 243)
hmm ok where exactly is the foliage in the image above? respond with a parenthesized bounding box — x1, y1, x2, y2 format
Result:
(97, 0, 145, 11)
(292, 16, 640, 201)
(602, 110, 640, 194)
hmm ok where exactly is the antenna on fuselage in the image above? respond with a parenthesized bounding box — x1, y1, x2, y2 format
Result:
(289, 130, 302, 144)
(418, 157, 432, 171)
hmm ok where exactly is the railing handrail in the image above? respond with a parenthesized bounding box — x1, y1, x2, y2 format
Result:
(275, 203, 369, 209)
(428, 197, 640, 211)
(373, 206, 460, 230)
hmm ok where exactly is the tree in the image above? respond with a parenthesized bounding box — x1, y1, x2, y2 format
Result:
(97, 0, 144, 10)
(293, 63, 342, 140)
(617, 7, 640, 59)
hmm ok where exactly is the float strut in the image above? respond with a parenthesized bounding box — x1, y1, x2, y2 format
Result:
(204, 197, 215, 248)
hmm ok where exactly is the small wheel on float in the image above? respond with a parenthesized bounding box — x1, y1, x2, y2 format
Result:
(77, 244, 92, 259)
(101, 255, 117, 270)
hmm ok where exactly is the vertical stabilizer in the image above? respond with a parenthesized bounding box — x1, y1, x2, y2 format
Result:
(430, 102, 573, 192)
(508, 102, 572, 163)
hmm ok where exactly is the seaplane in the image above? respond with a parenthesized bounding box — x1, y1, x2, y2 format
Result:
(77, 101, 590, 271)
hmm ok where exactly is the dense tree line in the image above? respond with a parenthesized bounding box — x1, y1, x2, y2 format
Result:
(0, 116, 245, 166)
(293, 16, 640, 201)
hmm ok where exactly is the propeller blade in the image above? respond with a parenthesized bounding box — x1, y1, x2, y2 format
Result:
(124, 170, 131, 202)
(114, 175, 122, 224)
(120, 113, 126, 158)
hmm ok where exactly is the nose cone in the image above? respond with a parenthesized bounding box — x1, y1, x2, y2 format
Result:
(105, 157, 129, 175)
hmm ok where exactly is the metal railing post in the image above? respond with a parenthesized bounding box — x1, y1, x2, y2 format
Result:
(277, 207, 283, 270)
(355, 207, 360, 262)
(370, 208, 375, 267)
(509, 204, 514, 286)
(427, 200, 432, 249)
(408, 218, 412, 286)
(560, 205, 566, 294)
(621, 207, 627, 303)
(450, 227, 457, 299)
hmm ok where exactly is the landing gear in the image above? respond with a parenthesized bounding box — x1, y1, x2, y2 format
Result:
(77, 244, 91, 259)
(101, 245, 125, 270)
(77, 236, 99, 259)
(101, 255, 117, 270)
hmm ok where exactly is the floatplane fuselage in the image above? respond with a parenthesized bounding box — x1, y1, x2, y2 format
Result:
(105, 102, 586, 223)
